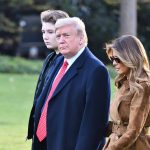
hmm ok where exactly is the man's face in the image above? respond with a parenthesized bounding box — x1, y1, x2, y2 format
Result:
(42, 22, 58, 49)
(56, 25, 83, 58)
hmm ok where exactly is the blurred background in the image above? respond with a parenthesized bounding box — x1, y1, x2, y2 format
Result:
(0, 0, 150, 149)
(0, 0, 150, 61)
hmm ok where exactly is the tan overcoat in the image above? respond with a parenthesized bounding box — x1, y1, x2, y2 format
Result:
(104, 76, 150, 150)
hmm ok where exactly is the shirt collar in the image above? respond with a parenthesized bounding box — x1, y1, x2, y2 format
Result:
(65, 47, 85, 69)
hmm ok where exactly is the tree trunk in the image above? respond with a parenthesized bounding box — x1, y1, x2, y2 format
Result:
(120, 0, 137, 36)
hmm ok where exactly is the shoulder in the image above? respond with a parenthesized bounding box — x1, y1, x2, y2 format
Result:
(85, 47, 107, 69)
(44, 52, 55, 63)
(41, 52, 55, 67)
(132, 79, 150, 102)
(38, 52, 56, 75)
(137, 73, 150, 92)
(139, 81, 150, 94)
(85, 57, 109, 80)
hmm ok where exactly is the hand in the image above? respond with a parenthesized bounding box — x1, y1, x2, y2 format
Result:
(103, 133, 119, 150)
(110, 133, 119, 141)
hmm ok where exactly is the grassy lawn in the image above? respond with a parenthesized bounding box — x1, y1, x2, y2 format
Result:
(0, 73, 115, 150)
(0, 73, 38, 150)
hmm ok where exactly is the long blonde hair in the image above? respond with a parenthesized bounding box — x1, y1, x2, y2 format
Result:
(106, 35, 150, 94)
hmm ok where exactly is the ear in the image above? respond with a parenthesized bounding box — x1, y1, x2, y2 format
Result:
(79, 34, 84, 45)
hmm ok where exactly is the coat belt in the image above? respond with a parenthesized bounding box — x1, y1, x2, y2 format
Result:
(112, 121, 128, 137)
(112, 121, 149, 137)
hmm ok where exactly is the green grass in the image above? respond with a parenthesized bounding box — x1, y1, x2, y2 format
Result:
(0, 73, 38, 150)
(0, 73, 115, 150)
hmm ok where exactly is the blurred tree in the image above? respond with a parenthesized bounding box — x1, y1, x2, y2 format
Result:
(45, 0, 119, 63)
(0, 0, 49, 56)
(0, 0, 149, 60)
(105, 0, 150, 59)
(138, 2, 150, 58)
(120, 0, 137, 36)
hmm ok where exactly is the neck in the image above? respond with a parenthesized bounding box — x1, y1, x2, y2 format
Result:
(54, 49, 59, 54)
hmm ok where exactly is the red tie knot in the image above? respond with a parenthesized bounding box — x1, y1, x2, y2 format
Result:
(63, 60, 68, 67)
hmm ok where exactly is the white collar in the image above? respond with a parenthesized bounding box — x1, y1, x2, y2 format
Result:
(65, 47, 85, 70)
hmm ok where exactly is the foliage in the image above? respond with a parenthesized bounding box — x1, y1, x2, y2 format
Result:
(0, 0, 50, 56)
(0, 0, 150, 62)
(107, 65, 117, 79)
(138, 3, 150, 58)
(0, 55, 42, 74)
(46, 0, 119, 62)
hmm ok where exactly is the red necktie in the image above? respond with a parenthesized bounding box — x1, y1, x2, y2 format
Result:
(36, 60, 68, 142)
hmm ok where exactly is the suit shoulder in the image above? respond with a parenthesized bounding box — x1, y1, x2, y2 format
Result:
(85, 47, 106, 67)
(44, 52, 55, 62)
(88, 55, 107, 69)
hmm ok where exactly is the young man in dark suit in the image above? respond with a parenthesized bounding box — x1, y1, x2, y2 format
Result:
(26, 10, 69, 150)
(34, 17, 110, 150)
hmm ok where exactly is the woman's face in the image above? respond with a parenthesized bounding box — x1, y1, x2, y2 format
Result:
(110, 50, 130, 76)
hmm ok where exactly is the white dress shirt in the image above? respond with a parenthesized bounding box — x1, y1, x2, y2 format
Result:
(65, 47, 85, 72)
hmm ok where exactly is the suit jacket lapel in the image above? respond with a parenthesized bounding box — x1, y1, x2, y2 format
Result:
(34, 55, 64, 127)
(51, 47, 89, 99)
(52, 66, 78, 98)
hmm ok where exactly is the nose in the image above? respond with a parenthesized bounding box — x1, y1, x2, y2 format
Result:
(43, 33, 48, 40)
(57, 35, 65, 44)
(113, 60, 117, 67)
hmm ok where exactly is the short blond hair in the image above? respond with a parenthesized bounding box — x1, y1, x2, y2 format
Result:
(55, 17, 88, 46)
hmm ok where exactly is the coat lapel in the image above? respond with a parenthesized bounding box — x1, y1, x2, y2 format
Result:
(51, 47, 89, 99)
(34, 55, 64, 126)
(52, 67, 78, 98)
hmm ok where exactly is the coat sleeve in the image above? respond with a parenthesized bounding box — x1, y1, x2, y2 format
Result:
(106, 82, 150, 150)
(75, 65, 111, 150)
(34, 53, 54, 103)
(27, 53, 54, 139)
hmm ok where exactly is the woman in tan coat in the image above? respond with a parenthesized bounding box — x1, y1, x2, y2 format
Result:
(104, 35, 150, 150)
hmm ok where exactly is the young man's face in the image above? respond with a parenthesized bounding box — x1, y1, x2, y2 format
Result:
(42, 22, 58, 50)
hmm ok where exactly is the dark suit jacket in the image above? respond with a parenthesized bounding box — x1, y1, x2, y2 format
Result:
(27, 52, 63, 140)
(32, 47, 111, 150)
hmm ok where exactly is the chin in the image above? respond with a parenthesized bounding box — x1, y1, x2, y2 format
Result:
(47, 46, 55, 49)
(116, 70, 122, 75)
(119, 72, 125, 75)
(60, 50, 67, 55)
